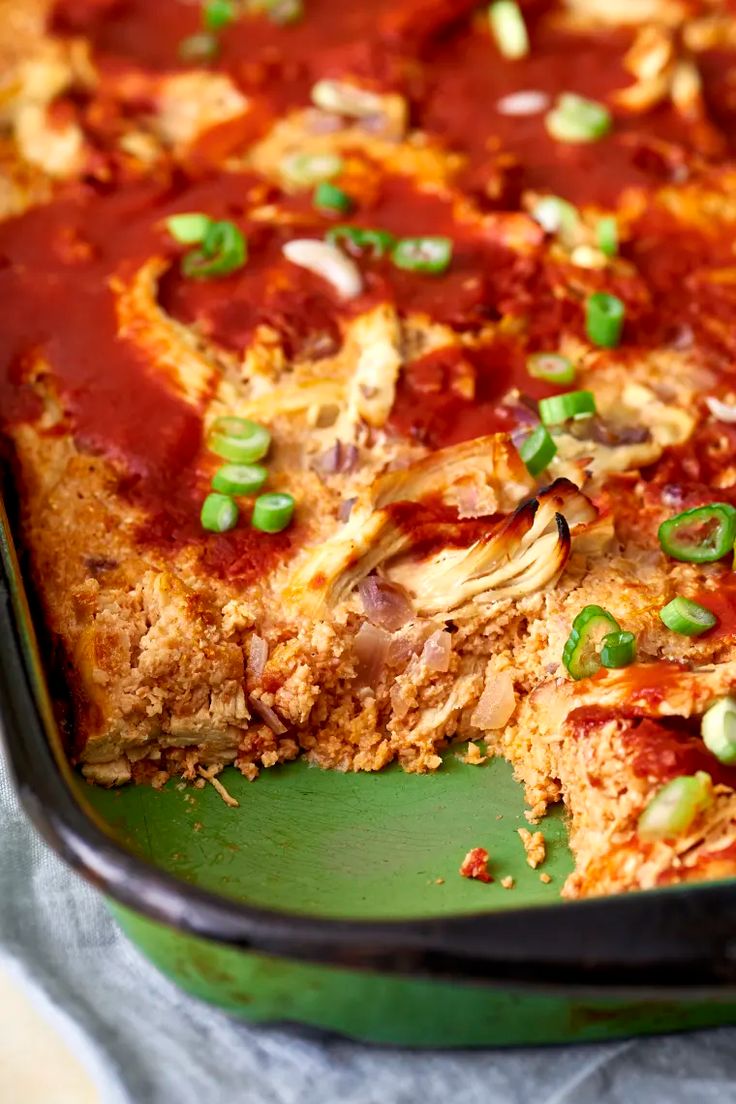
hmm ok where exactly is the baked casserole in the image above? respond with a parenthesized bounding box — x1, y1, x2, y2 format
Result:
(4, 0, 736, 898)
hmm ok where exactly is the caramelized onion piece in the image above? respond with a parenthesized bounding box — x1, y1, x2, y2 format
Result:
(358, 577, 414, 632)
(471, 671, 516, 730)
(248, 634, 268, 680)
(421, 629, 452, 672)
(318, 440, 360, 474)
(354, 621, 390, 685)
(338, 496, 357, 522)
(249, 696, 287, 734)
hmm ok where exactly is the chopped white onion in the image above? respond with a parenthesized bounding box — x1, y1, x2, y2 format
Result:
(318, 440, 360, 475)
(421, 629, 452, 672)
(248, 634, 268, 680)
(338, 496, 357, 522)
(666, 322, 694, 350)
(358, 576, 414, 632)
(354, 621, 390, 685)
(311, 79, 383, 118)
(282, 239, 363, 300)
(249, 696, 287, 734)
(390, 681, 412, 720)
(705, 396, 736, 423)
(470, 670, 516, 730)
(496, 90, 549, 117)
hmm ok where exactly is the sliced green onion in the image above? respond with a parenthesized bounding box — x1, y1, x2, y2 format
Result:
(531, 195, 579, 239)
(252, 492, 295, 533)
(201, 492, 239, 533)
(165, 212, 212, 244)
(658, 503, 736, 564)
(545, 93, 612, 144)
(212, 462, 268, 496)
(638, 772, 712, 841)
(207, 416, 271, 463)
(585, 291, 625, 348)
(527, 352, 575, 386)
(181, 219, 247, 279)
(260, 0, 304, 25)
(518, 425, 557, 476)
(178, 31, 220, 63)
(538, 389, 596, 425)
(280, 151, 343, 187)
(659, 596, 717, 636)
(392, 236, 453, 275)
(563, 604, 621, 680)
(600, 630, 636, 669)
(488, 1, 529, 60)
(702, 697, 736, 765)
(596, 216, 618, 257)
(314, 181, 353, 214)
(326, 225, 396, 258)
(203, 0, 237, 30)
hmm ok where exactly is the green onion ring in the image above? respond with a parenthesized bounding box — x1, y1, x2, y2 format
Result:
(392, 236, 453, 275)
(638, 772, 713, 840)
(252, 492, 295, 533)
(165, 212, 212, 244)
(201, 493, 239, 533)
(562, 604, 621, 680)
(488, 0, 529, 60)
(181, 219, 247, 279)
(599, 630, 636, 669)
(207, 417, 271, 463)
(596, 216, 618, 258)
(314, 181, 353, 214)
(203, 0, 237, 30)
(659, 596, 717, 636)
(527, 352, 576, 386)
(518, 425, 557, 476)
(702, 697, 736, 765)
(178, 31, 220, 63)
(212, 463, 268, 496)
(545, 93, 612, 144)
(658, 503, 736, 564)
(538, 389, 596, 425)
(585, 292, 625, 348)
(326, 225, 396, 258)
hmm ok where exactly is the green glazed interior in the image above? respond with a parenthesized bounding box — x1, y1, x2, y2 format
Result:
(80, 750, 573, 919)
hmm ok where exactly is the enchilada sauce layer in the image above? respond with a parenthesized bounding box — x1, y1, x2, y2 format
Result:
(2, 1, 736, 575)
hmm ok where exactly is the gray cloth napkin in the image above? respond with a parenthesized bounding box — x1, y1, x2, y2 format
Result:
(4, 742, 736, 1104)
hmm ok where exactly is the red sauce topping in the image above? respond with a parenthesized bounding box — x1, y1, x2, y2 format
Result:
(0, 173, 299, 578)
(692, 577, 736, 641)
(623, 717, 736, 789)
(54, 2, 736, 205)
(389, 340, 557, 447)
(163, 176, 523, 349)
(2, 0, 736, 569)
(570, 704, 736, 788)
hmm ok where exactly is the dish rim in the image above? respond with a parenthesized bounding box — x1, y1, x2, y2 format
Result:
(4, 489, 736, 998)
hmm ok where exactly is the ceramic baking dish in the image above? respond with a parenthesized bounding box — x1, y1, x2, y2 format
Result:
(4, 486, 736, 1047)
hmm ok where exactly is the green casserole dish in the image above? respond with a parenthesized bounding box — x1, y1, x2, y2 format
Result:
(4, 490, 736, 1047)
